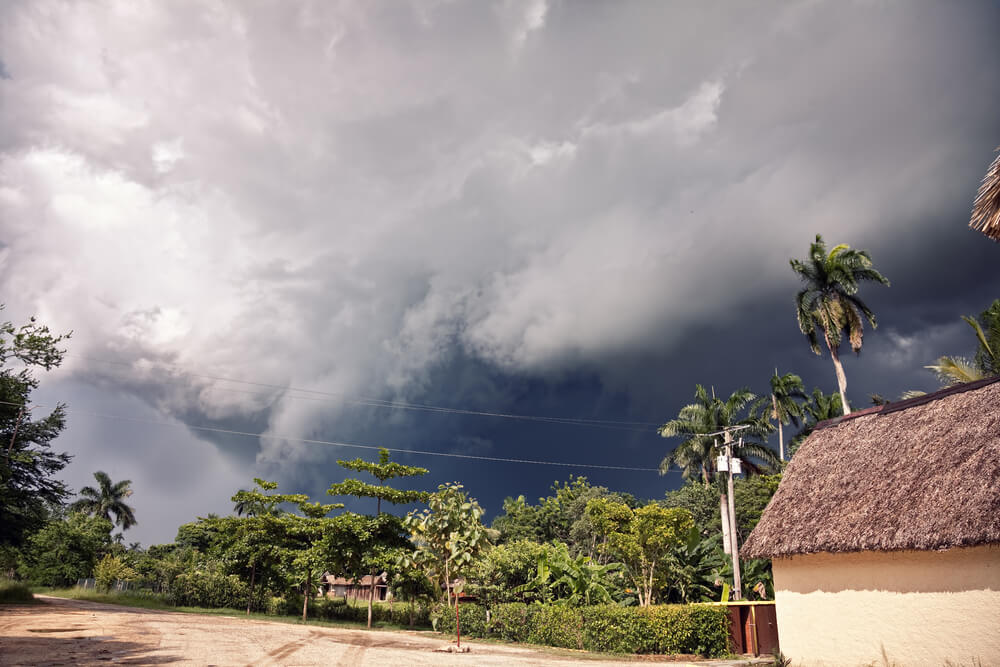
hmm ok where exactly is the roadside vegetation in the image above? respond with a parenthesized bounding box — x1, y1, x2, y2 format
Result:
(1, 237, 996, 658)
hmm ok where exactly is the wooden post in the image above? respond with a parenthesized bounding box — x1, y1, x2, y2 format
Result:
(455, 590, 461, 648)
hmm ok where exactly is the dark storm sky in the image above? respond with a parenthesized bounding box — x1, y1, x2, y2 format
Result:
(2, 1, 998, 545)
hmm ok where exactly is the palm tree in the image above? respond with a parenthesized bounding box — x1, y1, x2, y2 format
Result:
(658, 385, 777, 486)
(787, 388, 843, 457)
(764, 370, 806, 461)
(71, 471, 137, 530)
(791, 234, 890, 415)
(659, 385, 778, 563)
(926, 299, 1000, 385)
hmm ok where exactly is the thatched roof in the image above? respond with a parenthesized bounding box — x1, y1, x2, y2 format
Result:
(742, 376, 1000, 559)
(970, 147, 1000, 242)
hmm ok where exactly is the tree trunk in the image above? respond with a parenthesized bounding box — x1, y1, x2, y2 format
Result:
(302, 569, 311, 622)
(772, 394, 785, 460)
(826, 335, 850, 415)
(409, 598, 414, 627)
(444, 560, 452, 608)
(367, 566, 375, 629)
(246, 561, 256, 615)
(647, 562, 656, 606)
(367, 497, 381, 629)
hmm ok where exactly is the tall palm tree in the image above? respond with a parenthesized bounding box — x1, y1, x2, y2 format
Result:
(764, 370, 806, 461)
(659, 385, 778, 562)
(658, 385, 777, 486)
(791, 235, 890, 415)
(71, 471, 137, 530)
(926, 299, 1000, 385)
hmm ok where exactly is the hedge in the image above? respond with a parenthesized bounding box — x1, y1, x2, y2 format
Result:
(297, 597, 431, 627)
(433, 602, 729, 657)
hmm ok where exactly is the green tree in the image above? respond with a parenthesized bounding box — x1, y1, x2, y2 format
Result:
(764, 370, 806, 461)
(664, 526, 724, 603)
(658, 385, 776, 486)
(600, 502, 693, 607)
(18, 512, 112, 586)
(514, 541, 620, 606)
(390, 555, 438, 626)
(788, 388, 844, 457)
(93, 553, 137, 593)
(71, 471, 137, 531)
(659, 385, 777, 569)
(662, 483, 719, 538)
(492, 477, 632, 556)
(927, 299, 1000, 385)
(469, 539, 558, 604)
(791, 234, 890, 415)
(491, 495, 543, 543)
(0, 310, 72, 549)
(289, 499, 341, 621)
(230, 479, 308, 614)
(327, 448, 428, 629)
(403, 482, 491, 608)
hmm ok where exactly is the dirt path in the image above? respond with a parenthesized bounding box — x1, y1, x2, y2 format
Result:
(0, 597, 721, 666)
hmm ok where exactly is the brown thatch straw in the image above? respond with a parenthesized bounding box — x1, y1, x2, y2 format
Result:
(742, 376, 1000, 559)
(970, 147, 1000, 242)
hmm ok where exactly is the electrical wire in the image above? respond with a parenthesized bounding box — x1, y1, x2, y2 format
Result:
(70, 354, 663, 430)
(64, 407, 667, 472)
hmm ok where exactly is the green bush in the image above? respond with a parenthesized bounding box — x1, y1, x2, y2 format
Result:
(167, 569, 248, 609)
(93, 554, 137, 593)
(0, 578, 34, 604)
(306, 597, 431, 627)
(583, 605, 653, 653)
(432, 602, 489, 637)
(489, 602, 532, 642)
(434, 602, 729, 657)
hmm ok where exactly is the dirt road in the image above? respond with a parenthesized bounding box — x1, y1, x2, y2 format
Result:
(0, 596, 708, 666)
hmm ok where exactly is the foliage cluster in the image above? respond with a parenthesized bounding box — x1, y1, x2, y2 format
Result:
(433, 602, 730, 657)
(0, 578, 35, 603)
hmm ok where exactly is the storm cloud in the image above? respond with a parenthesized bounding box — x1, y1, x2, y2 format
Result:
(2, 1, 998, 545)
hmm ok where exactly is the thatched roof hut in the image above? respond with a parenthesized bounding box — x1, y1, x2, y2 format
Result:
(970, 147, 1000, 242)
(743, 375, 1000, 559)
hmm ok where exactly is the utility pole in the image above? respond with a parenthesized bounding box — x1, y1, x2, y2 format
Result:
(711, 424, 747, 601)
(724, 431, 743, 600)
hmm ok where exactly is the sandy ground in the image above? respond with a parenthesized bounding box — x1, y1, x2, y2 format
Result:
(0, 596, 749, 667)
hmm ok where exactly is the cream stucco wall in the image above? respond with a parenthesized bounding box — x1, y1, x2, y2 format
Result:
(772, 545, 1000, 666)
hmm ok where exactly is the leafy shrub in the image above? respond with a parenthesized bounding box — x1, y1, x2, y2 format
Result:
(528, 604, 585, 649)
(93, 554, 137, 593)
(167, 569, 248, 609)
(489, 602, 532, 642)
(434, 602, 729, 657)
(432, 602, 489, 637)
(583, 604, 654, 653)
(306, 597, 431, 627)
(0, 578, 34, 604)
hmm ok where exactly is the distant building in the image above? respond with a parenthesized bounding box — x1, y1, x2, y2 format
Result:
(320, 573, 388, 601)
(743, 377, 1000, 666)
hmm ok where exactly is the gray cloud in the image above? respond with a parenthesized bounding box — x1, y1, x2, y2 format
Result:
(2, 1, 999, 542)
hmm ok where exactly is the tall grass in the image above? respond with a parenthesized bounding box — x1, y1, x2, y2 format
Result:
(0, 579, 36, 604)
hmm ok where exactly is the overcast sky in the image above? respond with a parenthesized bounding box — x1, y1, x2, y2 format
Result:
(2, 1, 998, 546)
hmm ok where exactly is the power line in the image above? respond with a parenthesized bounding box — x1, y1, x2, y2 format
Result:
(68, 353, 662, 431)
(65, 407, 667, 473)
